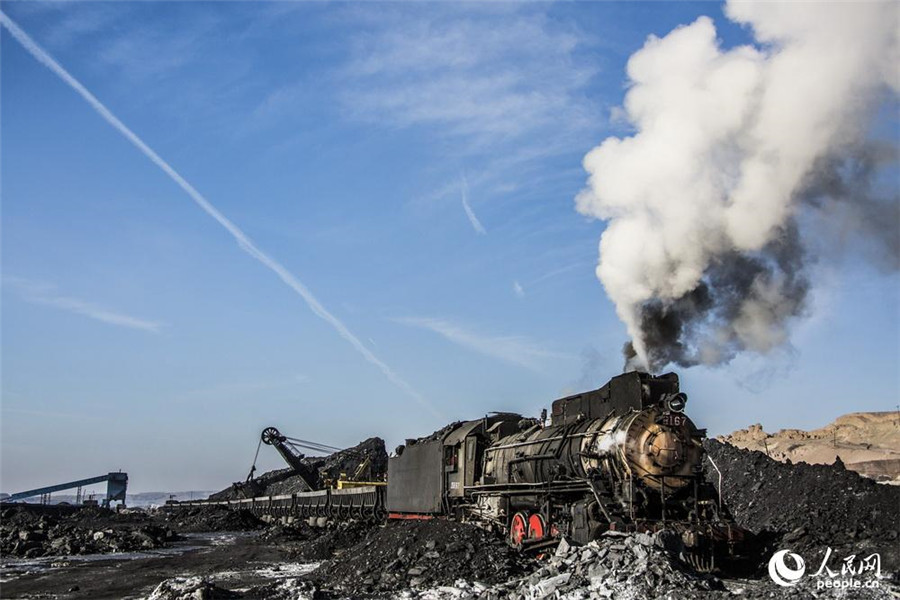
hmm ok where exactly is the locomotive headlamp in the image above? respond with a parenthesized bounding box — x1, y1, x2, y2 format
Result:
(666, 393, 688, 413)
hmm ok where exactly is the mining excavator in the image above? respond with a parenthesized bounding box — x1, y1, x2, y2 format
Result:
(250, 427, 336, 492)
(237, 426, 383, 497)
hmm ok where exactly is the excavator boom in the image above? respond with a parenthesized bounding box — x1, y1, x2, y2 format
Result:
(260, 427, 320, 492)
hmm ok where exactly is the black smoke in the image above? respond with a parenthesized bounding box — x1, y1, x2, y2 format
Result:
(625, 220, 811, 372)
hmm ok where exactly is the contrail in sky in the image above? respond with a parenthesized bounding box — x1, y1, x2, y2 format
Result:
(4, 276, 164, 333)
(460, 175, 487, 235)
(0, 12, 438, 417)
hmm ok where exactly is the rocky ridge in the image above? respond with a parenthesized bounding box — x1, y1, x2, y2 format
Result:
(720, 412, 900, 483)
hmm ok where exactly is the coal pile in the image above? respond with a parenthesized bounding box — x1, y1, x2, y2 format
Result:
(0, 505, 175, 558)
(159, 504, 264, 533)
(270, 520, 375, 561)
(210, 437, 388, 501)
(704, 439, 900, 570)
(311, 520, 535, 595)
(482, 531, 724, 600)
(303, 437, 388, 485)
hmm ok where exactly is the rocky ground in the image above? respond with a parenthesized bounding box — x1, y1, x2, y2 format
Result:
(1, 505, 176, 559)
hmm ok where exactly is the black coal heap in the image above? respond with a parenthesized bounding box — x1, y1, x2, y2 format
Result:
(704, 439, 900, 571)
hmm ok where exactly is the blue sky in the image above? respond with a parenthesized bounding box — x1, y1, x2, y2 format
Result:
(2, 1, 897, 493)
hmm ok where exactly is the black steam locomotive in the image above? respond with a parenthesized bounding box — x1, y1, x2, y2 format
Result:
(172, 371, 743, 568)
(386, 371, 742, 567)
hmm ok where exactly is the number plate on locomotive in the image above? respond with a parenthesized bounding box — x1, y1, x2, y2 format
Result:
(661, 413, 686, 427)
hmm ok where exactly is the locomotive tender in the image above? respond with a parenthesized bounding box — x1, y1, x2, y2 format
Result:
(172, 371, 742, 565)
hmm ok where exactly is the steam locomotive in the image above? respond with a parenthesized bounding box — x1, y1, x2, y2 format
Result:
(171, 371, 743, 568)
(387, 371, 742, 567)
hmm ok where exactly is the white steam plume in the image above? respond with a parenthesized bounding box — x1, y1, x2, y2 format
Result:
(576, 2, 899, 372)
(1, 12, 437, 416)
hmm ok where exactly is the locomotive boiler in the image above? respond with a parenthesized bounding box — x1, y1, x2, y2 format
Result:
(387, 371, 742, 567)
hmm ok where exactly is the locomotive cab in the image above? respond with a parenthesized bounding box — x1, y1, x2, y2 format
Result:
(386, 413, 523, 516)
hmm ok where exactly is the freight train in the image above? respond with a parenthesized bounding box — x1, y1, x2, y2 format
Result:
(170, 371, 744, 569)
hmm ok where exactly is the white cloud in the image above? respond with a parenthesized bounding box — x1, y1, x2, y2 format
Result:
(394, 316, 567, 371)
(333, 8, 603, 231)
(513, 281, 525, 298)
(32, 295, 163, 333)
(4, 277, 163, 334)
(530, 262, 588, 287)
(340, 9, 598, 146)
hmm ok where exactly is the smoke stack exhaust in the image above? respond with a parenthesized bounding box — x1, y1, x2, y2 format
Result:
(577, 2, 899, 372)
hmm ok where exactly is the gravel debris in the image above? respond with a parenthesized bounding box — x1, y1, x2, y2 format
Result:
(446, 531, 723, 600)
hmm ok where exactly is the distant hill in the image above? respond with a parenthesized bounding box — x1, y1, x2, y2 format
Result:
(720, 411, 900, 484)
(125, 491, 214, 507)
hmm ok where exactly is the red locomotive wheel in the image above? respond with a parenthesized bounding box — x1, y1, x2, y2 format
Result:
(527, 514, 546, 539)
(509, 512, 528, 546)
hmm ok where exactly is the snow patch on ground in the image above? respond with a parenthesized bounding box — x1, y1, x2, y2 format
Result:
(254, 562, 321, 578)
